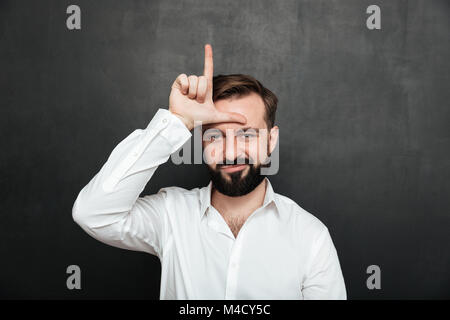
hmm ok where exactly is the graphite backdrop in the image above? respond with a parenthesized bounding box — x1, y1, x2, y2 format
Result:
(0, 0, 449, 299)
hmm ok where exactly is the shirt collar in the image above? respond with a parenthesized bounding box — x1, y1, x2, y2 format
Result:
(199, 177, 279, 219)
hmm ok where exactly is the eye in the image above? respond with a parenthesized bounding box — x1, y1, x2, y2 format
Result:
(206, 133, 223, 141)
(236, 132, 257, 139)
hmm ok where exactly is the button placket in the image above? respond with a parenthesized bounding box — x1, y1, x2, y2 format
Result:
(225, 230, 245, 299)
(224, 208, 265, 299)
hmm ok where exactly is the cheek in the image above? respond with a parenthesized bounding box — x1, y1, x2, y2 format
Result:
(203, 142, 224, 164)
(247, 141, 259, 159)
(245, 141, 260, 165)
(248, 138, 269, 163)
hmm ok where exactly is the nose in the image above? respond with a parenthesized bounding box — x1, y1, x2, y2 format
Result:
(224, 130, 236, 164)
(224, 129, 244, 164)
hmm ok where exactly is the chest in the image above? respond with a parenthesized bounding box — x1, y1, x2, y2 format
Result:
(163, 209, 307, 299)
(222, 214, 247, 238)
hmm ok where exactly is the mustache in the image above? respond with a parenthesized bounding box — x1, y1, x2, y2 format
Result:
(216, 157, 255, 168)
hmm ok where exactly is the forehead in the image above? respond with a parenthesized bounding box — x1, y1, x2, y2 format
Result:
(205, 92, 267, 131)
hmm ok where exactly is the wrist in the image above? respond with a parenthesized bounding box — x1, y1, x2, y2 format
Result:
(169, 110, 193, 131)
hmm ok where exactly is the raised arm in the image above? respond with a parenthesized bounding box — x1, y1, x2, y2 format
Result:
(72, 107, 191, 256)
(73, 44, 243, 256)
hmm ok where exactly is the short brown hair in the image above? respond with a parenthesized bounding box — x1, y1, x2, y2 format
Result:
(213, 74, 278, 128)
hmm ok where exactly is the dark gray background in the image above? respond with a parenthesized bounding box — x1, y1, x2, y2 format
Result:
(1, 0, 449, 299)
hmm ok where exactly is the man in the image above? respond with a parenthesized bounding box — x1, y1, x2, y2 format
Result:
(72, 44, 346, 299)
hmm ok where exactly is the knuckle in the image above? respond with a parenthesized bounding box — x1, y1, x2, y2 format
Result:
(178, 74, 188, 86)
(197, 91, 205, 99)
(188, 75, 198, 82)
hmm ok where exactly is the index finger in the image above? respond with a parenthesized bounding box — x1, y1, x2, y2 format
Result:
(203, 44, 213, 81)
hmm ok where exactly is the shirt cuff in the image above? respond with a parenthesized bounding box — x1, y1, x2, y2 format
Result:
(148, 108, 192, 152)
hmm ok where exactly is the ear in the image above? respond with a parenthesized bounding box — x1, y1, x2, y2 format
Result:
(268, 125, 279, 154)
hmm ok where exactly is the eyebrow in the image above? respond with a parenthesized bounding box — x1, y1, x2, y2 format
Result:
(238, 127, 260, 131)
(203, 127, 261, 135)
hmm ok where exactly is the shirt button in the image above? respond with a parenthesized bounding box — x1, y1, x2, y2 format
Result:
(162, 118, 168, 123)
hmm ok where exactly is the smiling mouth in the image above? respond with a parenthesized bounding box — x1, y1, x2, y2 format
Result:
(220, 164, 248, 173)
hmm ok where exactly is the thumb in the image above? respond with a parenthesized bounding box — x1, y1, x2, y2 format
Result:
(212, 111, 247, 125)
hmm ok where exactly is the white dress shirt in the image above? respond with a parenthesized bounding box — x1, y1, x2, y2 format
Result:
(72, 108, 347, 300)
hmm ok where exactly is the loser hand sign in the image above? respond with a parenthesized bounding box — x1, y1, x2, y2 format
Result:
(169, 44, 247, 130)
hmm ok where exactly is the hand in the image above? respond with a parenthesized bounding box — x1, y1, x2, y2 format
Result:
(169, 44, 247, 130)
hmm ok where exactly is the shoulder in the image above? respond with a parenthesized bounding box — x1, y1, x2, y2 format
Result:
(274, 193, 328, 235)
(157, 185, 202, 198)
(138, 185, 201, 204)
(150, 185, 204, 212)
(136, 185, 203, 221)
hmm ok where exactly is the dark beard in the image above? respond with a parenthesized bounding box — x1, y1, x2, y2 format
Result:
(206, 157, 267, 197)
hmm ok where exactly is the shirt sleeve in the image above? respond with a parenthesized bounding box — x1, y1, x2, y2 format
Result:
(302, 226, 347, 300)
(72, 108, 191, 257)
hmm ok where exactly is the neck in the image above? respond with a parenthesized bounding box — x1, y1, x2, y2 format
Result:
(211, 178, 267, 220)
